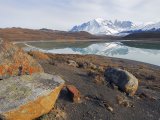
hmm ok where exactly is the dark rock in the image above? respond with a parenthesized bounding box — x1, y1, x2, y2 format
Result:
(87, 69, 98, 77)
(145, 75, 156, 80)
(78, 62, 88, 69)
(104, 67, 138, 96)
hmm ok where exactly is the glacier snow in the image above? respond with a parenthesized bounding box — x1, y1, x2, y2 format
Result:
(70, 18, 160, 35)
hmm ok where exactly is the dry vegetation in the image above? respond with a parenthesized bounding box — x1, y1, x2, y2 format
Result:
(0, 28, 119, 41)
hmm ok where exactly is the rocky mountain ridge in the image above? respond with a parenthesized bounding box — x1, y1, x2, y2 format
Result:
(70, 18, 160, 36)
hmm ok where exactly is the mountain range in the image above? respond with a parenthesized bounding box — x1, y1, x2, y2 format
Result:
(70, 18, 160, 36)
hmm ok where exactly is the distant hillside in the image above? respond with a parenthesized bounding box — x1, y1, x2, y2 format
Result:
(0, 28, 119, 41)
(123, 31, 160, 40)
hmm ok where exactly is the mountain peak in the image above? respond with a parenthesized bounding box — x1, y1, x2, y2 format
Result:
(70, 18, 160, 35)
(94, 18, 105, 23)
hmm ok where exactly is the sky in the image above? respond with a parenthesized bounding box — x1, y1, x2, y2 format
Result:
(0, 0, 159, 30)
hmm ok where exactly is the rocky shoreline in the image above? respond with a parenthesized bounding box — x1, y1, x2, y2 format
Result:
(0, 42, 160, 120)
(32, 52, 160, 120)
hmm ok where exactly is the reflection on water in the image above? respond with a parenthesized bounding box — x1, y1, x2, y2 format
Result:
(71, 42, 129, 56)
(25, 41, 160, 66)
(122, 41, 160, 50)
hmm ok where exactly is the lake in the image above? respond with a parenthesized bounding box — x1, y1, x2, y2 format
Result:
(22, 40, 160, 66)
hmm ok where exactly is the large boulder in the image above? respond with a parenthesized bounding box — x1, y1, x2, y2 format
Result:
(104, 68, 138, 96)
(0, 41, 43, 79)
(0, 73, 65, 120)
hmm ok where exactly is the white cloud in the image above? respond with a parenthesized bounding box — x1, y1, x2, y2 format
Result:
(0, 0, 159, 30)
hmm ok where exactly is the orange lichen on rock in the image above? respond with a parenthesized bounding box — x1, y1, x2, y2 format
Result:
(66, 85, 81, 103)
(3, 84, 64, 120)
(0, 65, 5, 75)
(28, 66, 43, 74)
(0, 41, 43, 79)
(28, 51, 50, 60)
(0, 73, 65, 120)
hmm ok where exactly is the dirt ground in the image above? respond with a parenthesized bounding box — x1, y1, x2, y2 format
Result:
(34, 54, 160, 120)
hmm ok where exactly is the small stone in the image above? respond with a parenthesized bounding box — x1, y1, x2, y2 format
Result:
(103, 101, 114, 112)
(67, 60, 79, 68)
(87, 69, 97, 77)
(89, 63, 97, 70)
(84, 96, 90, 100)
(107, 106, 113, 112)
(97, 66, 104, 72)
(94, 75, 105, 85)
(0, 41, 44, 79)
(66, 85, 81, 103)
(116, 95, 133, 108)
(78, 62, 88, 69)
(138, 92, 157, 100)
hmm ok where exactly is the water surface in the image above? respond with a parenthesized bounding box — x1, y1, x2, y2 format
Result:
(24, 40, 160, 66)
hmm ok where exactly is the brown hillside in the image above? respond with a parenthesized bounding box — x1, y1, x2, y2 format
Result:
(0, 28, 118, 41)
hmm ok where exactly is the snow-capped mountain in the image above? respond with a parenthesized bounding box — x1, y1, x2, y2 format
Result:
(70, 18, 135, 35)
(70, 18, 160, 35)
(140, 22, 160, 31)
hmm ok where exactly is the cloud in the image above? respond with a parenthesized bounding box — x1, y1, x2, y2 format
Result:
(0, 0, 159, 30)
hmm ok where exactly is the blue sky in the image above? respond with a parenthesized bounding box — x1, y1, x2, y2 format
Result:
(0, 0, 159, 30)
